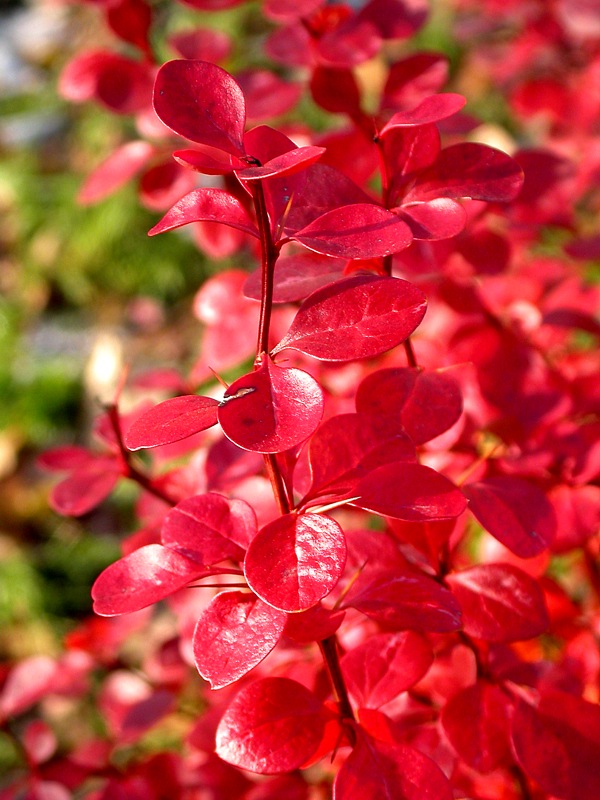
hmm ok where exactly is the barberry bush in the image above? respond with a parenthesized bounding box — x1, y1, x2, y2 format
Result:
(2, 0, 600, 798)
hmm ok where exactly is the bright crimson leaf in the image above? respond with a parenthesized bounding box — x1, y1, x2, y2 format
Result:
(236, 146, 326, 181)
(217, 358, 324, 454)
(161, 492, 256, 561)
(379, 93, 466, 134)
(153, 60, 246, 156)
(446, 563, 549, 642)
(342, 631, 433, 709)
(148, 188, 259, 238)
(216, 677, 328, 774)
(292, 203, 413, 259)
(353, 461, 467, 521)
(464, 476, 556, 557)
(271, 275, 426, 361)
(124, 395, 219, 450)
(193, 591, 286, 689)
(244, 513, 346, 612)
(397, 198, 467, 240)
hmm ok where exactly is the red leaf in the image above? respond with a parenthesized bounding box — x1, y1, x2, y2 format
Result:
(106, 0, 152, 54)
(217, 358, 324, 454)
(397, 198, 467, 240)
(216, 678, 328, 774)
(441, 681, 512, 773)
(310, 66, 362, 115)
(153, 60, 246, 156)
(283, 604, 345, 644)
(446, 563, 549, 642)
(37, 446, 94, 472)
(356, 367, 463, 444)
(346, 568, 462, 633)
(379, 93, 465, 134)
(78, 141, 155, 205)
(91, 544, 215, 615)
(382, 53, 449, 110)
(293, 203, 413, 259)
(245, 513, 346, 612)
(353, 461, 467, 521)
(236, 69, 302, 121)
(168, 27, 231, 62)
(161, 492, 256, 562)
(236, 146, 325, 181)
(148, 188, 259, 238)
(464, 476, 556, 557)
(334, 731, 453, 800)
(124, 395, 219, 450)
(50, 457, 121, 516)
(272, 276, 426, 361)
(243, 252, 345, 304)
(193, 591, 286, 689)
(342, 631, 433, 709)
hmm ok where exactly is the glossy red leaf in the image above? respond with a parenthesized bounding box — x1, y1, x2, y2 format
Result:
(356, 367, 463, 444)
(245, 513, 346, 612)
(50, 457, 121, 517)
(216, 677, 327, 774)
(91, 544, 216, 615)
(380, 93, 465, 134)
(342, 631, 433, 709)
(272, 275, 426, 361)
(153, 60, 246, 157)
(218, 358, 324, 454)
(148, 188, 258, 238)
(463, 476, 556, 557)
(193, 591, 285, 689)
(334, 731, 453, 800)
(511, 690, 600, 800)
(397, 198, 467, 240)
(446, 563, 549, 642)
(353, 461, 466, 521)
(346, 568, 462, 633)
(236, 146, 325, 181)
(161, 492, 255, 561)
(293, 203, 413, 259)
(124, 395, 219, 450)
(244, 252, 345, 304)
(78, 141, 155, 205)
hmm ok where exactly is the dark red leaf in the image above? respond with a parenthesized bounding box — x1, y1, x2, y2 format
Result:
(345, 568, 462, 633)
(243, 252, 345, 304)
(353, 461, 467, 521)
(342, 631, 433, 708)
(153, 60, 246, 156)
(380, 93, 465, 134)
(91, 544, 216, 615)
(148, 188, 259, 238)
(441, 681, 512, 773)
(216, 678, 328, 774)
(193, 591, 286, 689)
(446, 563, 549, 642)
(50, 457, 121, 516)
(271, 275, 426, 361)
(106, 0, 152, 54)
(236, 146, 325, 181)
(464, 476, 556, 557)
(124, 395, 219, 450)
(310, 66, 362, 115)
(293, 203, 413, 259)
(217, 358, 324, 454)
(161, 492, 256, 561)
(382, 53, 449, 110)
(334, 731, 453, 800)
(244, 513, 346, 612)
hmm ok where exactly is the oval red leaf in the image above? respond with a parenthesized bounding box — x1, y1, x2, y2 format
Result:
(353, 461, 467, 521)
(293, 204, 413, 259)
(244, 513, 346, 612)
(218, 358, 324, 454)
(342, 631, 433, 709)
(272, 275, 427, 362)
(50, 458, 121, 517)
(148, 188, 259, 238)
(153, 60, 246, 156)
(193, 591, 286, 689)
(464, 476, 556, 557)
(379, 93, 466, 134)
(446, 563, 549, 642)
(161, 492, 256, 562)
(124, 395, 219, 450)
(236, 146, 325, 180)
(216, 677, 327, 774)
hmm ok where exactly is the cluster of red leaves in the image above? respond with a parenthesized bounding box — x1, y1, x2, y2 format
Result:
(3, 0, 600, 799)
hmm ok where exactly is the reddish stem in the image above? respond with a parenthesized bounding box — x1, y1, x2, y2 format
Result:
(319, 635, 356, 729)
(251, 180, 279, 361)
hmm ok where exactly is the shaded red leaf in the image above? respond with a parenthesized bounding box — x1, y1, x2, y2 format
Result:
(243, 252, 345, 304)
(148, 188, 259, 238)
(173, 146, 243, 175)
(464, 476, 556, 557)
(380, 93, 465, 134)
(193, 591, 286, 689)
(446, 563, 549, 642)
(236, 69, 302, 121)
(161, 492, 255, 561)
(153, 60, 246, 156)
(293, 203, 413, 259)
(342, 631, 433, 709)
(124, 395, 219, 450)
(50, 457, 121, 516)
(244, 513, 346, 612)
(382, 53, 449, 110)
(283, 604, 345, 644)
(310, 66, 362, 115)
(216, 678, 328, 774)
(272, 275, 426, 361)
(236, 146, 326, 181)
(78, 141, 155, 205)
(353, 461, 467, 521)
(106, 0, 152, 54)
(168, 27, 231, 62)
(37, 446, 94, 472)
(217, 358, 324, 454)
